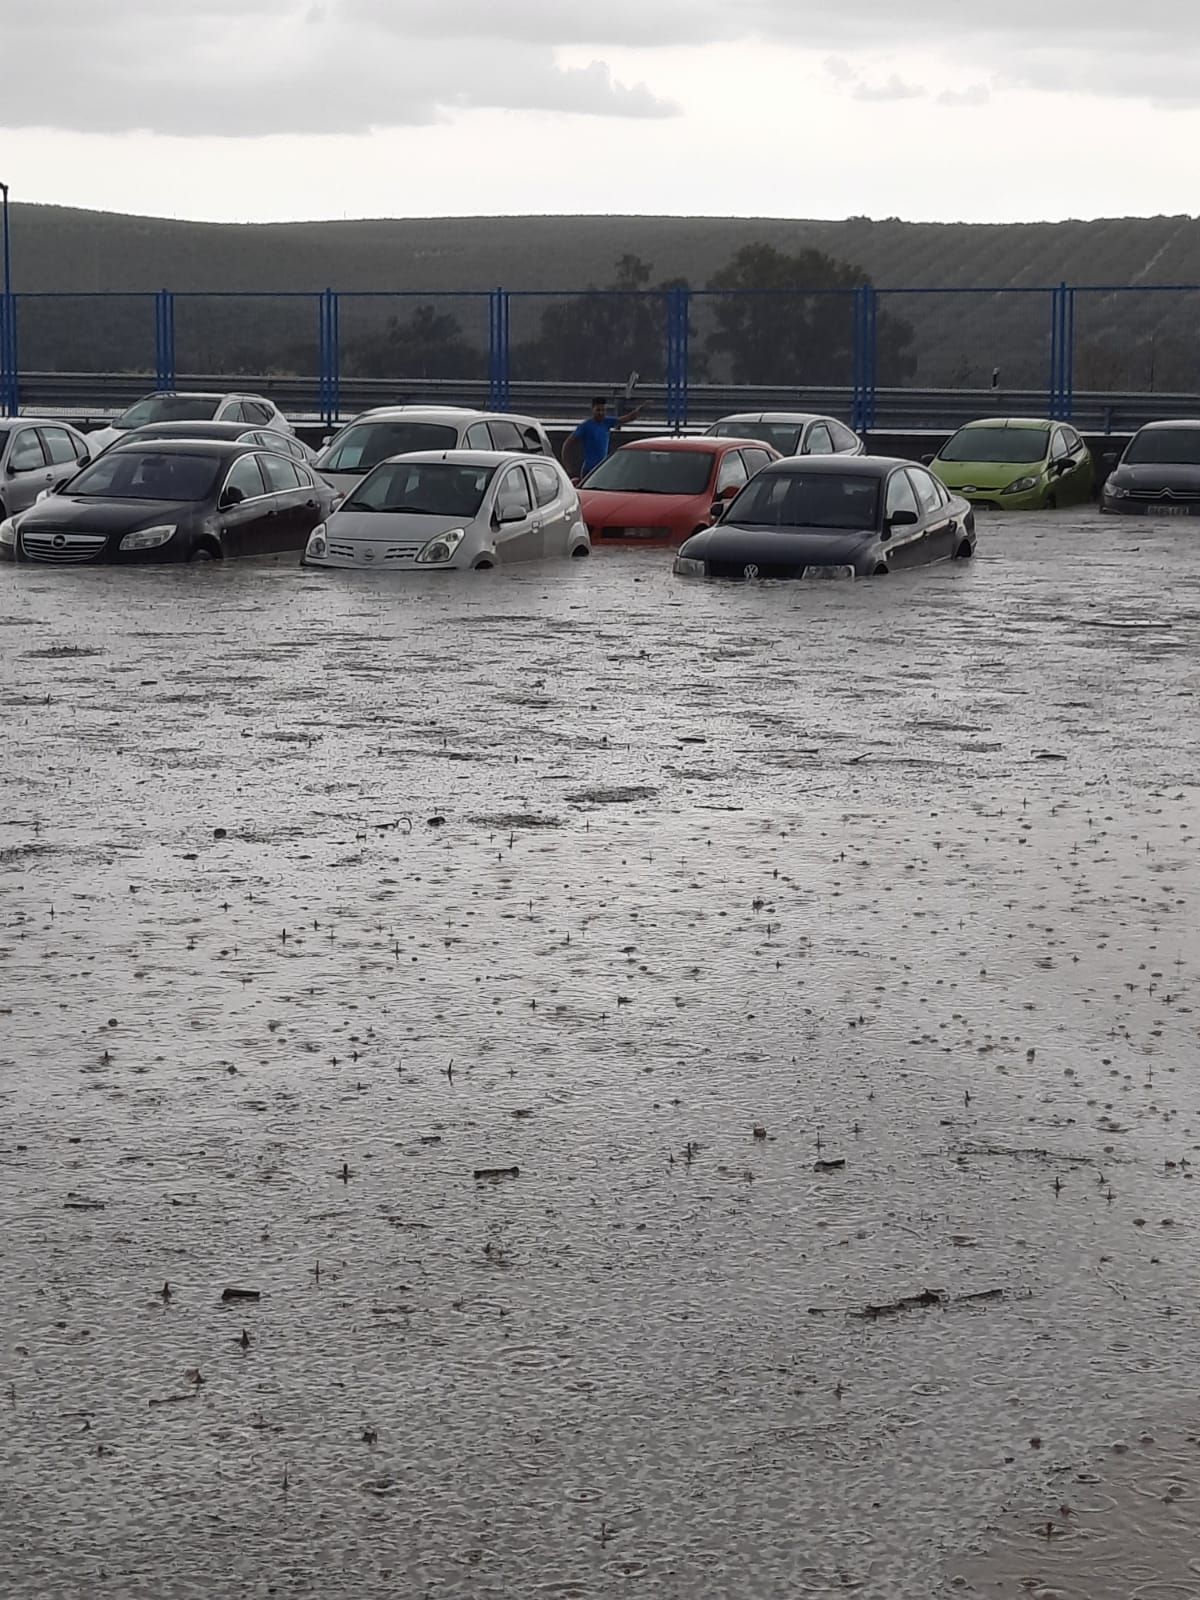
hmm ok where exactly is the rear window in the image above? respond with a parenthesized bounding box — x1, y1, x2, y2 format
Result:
(709, 420, 803, 454)
(318, 421, 459, 474)
(116, 395, 221, 429)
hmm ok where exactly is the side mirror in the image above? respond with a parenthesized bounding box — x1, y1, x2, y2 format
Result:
(888, 509, 920, 530)
(321, 434, 333, 448)
(53, 476, 73, 493)
(709, 501, 726, 522)
(219, 486, 245, 510)
(498, 500, 526, 524)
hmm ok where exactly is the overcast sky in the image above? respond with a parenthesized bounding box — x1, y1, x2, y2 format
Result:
(2, 0, 1198, 223)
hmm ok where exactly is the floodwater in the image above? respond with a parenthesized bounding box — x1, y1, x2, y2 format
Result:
(1, 506, 1199, 1600)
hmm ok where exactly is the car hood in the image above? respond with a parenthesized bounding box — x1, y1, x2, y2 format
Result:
(1110, 462, 1200, 490)
(682, 523, 876, 563)
(325, 509, 476, 541)
(318, 467, 371, 492)
(933, 458, 1045, 490)
(579, 488, 706, 526)
(16, 494, 197, 533)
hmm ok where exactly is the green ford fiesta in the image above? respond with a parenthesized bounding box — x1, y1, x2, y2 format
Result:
(929, 418, 1094, 510)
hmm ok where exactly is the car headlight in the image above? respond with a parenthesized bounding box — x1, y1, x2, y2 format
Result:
(306, 523, 327, 558)
(416, 527, 466, 565)
(801, 564, 855, 581)
(1001, 476, 1040, 495)
(1105, 483, 1130, 499)
(119, 524, 176, 551)
(0, 517, 16, 548)
(673, 556, 706, 577)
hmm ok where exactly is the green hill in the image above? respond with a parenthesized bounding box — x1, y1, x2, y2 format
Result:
(9, 205, 1200, 390)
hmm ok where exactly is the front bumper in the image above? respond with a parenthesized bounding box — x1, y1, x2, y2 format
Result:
(954, 486, 1045, 512)
(1102, 495, 1200, 517)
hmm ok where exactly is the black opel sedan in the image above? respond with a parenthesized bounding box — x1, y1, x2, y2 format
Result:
(673, 456, 975, 581)
(1, 440, 335, 565)
(1101, 420, 1200, 516)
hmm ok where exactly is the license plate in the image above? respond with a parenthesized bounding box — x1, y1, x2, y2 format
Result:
(801, 564, 855, 581)
(1160, 505, 1192, 517)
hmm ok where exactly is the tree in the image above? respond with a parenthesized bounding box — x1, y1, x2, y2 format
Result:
(345, 305, 484, 380)
(513, 255, 684, 384)
(703, 243, 915, 386)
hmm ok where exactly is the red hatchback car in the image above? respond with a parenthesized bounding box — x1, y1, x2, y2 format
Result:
(579, 435, 780, 546)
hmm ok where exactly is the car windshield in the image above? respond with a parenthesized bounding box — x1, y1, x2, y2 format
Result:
(584, 449, 714, 495)
(939, 426, 1050, 464)
(66, 449, 222, 502)
(710, 421, 802, 454)
(727, 470, 880, 531)
(319, 422, 459, 474)
(1123, 427, 1200, 466)
(344, 460, 497, 517)
(115, 395, 222, 429)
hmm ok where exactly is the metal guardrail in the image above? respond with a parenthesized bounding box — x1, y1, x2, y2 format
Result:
(16, 371, 1199, 438)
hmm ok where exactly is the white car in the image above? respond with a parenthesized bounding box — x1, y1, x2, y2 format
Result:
(313, 407, 553, 498)
(303, 450, 589, 572)
(706, 412, 864, 457)
(86, 391, 296, 456)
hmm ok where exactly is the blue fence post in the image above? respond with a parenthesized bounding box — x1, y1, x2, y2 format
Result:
(318, 288, 340, 426)
(487, 288, 500, 410)
(1049, 283, 1065, 419)
(1, 291, 19, 416)
(677, 286, 690, 428)
(665, 289, 680, 430)
(864, 281, 883, 432)
(852, 285, 865, 434)
(0, 293, 8, 417)
(155, 290, 176, 390)
(1064, 285, 1075, 422)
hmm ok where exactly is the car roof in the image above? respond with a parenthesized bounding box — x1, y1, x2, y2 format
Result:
(760, 454, 905, 480)
(347, 407, 543, 427)
(1136, 418, 1200, 430)
(621, 436, 739, 454)
(125, 421, 283, 439)
(713, 412, 827, 426)
(372, 449, 547, 468)
(957, 417, 1055, 430)
(106, 438, 263, 458)
(0, 415, 81, 431)
(133, 391, 237, 402)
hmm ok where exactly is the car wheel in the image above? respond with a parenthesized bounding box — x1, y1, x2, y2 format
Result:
(873, 563, 889, 576)
(570, 544, 590, 559)
(473, 558, 494, 571)
(188, 540, 221, 563)
(955, 538, 974, 560)
(1043, 494, 1057, 511)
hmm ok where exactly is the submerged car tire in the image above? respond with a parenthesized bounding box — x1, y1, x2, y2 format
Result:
(473, 558, 494, 571)
(873, 564, 889, 576)
(188, 539, 221, 563)
(570, 544, 590, 559)
(1043, 494, 1057, 511)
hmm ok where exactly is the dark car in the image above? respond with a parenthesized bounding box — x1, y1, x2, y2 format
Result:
(673, 456, 975, 581)
(1101, 421, 1200, 516)
(92, 419, 315, 466)
(1, 440, 334, 566)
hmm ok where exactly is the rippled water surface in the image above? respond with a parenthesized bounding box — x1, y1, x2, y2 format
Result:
(2, 508, 1199, 1598)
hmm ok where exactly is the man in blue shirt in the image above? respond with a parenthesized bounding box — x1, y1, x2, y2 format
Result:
(567, 395, 644, 482)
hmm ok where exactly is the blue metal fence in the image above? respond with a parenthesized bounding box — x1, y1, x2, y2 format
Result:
(6, 280, 1200, 425)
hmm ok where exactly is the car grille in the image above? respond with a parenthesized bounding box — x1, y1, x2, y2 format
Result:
(327, 542, 358, 559)
(20, 530, 108, 564)
(385, 544, 423, 561)
(706, 559, 805, 581)
(1127, 487, 1200, 502)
